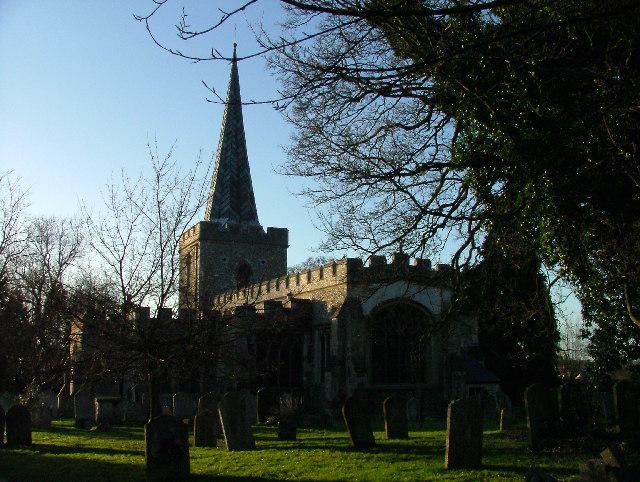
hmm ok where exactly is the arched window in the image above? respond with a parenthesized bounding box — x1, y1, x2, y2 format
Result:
(370, 301, 431, 384)
(236, 261, 252, 288)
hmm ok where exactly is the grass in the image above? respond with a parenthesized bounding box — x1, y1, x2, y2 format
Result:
(0, 418, 595, 481)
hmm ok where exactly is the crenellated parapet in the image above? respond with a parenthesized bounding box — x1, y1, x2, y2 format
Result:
(211, 253, 456, 309)
(179, 221, 288, 249)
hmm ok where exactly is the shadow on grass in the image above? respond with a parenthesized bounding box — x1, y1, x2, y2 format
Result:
(51, 424, 144, 441)
(33, 442, 143, 457)
(480, 463, 578, 478)
(0, 449, 147, 482)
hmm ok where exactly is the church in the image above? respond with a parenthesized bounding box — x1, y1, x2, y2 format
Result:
(178, 46, 500, 417)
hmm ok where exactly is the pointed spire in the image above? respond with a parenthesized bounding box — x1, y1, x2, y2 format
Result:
(205, 44, 260, 226)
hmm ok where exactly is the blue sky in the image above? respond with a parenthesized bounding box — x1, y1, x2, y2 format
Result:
(0, 1, 583, 332)
(0, 0, 328, 265)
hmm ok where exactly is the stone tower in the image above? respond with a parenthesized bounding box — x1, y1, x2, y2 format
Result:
(179, 45, 288, 309)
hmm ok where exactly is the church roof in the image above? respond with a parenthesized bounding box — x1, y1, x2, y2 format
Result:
(204, 44, 260, 226)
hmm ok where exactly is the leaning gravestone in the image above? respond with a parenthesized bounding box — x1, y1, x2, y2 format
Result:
(194, 409, 217, 447)
(444, 397, 483, 469)
(173, 392, 195, 422)
(613, 380, 639, 433)
(342, 395, 375, 449)
(383, 396, 408, 439)
(525, 383, 559, 451)
(145, 415, 190, 481)
(73, 389, 93, 429)
(31, 404, 52, 429)
(6, 404, 32, 447)
(0, 406, 5, 445)
(218, 391, 255, 451)
(244, 390, 258, 425)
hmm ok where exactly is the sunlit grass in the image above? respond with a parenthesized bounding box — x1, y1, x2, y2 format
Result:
(0, 418, 592, 481)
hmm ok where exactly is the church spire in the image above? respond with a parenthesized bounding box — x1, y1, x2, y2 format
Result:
(205, 43, 260, 226)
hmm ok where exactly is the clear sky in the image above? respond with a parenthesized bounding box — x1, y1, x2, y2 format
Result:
(0, 0, 329, 266)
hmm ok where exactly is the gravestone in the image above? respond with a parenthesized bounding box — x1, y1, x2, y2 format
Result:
(159, 393, 173, 415)
(57, 384, 70, 417)
(95, 396, 120, 431)
(0, 406, 5, 445)
(500, 409, 509, 432)
(406, 397, 420, 422)
(31, 404, 52, 429)
(39, 390, 57, 415)
(244, 390, 258, 425)
(525, 384, 559, 451)
(6, 404, 32, 447)
(481, 390, 497, 422)
(173, 392, 195, 422)
(277, 393, 298, 441)
(123, 401, 147, 423)
(218, 391, 255, 450)
(145, 415, 190, 481)
(444, 397, 483, 469)
(198, 392, 222, 438)
(383, 396, 408, 439)
(559, 382, 591, 434)
(194, 409, 217, 447)
(256, 387, 280, 423)
(342, 395, 375, 449)
(613, 381, 639, 433)
(73, 389, 93, 429)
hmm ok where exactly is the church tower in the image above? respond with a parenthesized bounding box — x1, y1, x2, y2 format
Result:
(179, 45, 288, 309)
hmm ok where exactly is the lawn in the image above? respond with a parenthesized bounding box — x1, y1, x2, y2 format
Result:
(0, 419, 592, 481)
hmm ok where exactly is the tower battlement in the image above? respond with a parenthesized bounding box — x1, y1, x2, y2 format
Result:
(180, 222, 288, 249)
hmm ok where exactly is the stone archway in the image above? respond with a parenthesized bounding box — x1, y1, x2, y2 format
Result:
(369, 300, 432, 385)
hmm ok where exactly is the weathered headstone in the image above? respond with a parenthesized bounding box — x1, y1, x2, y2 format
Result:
(342, 395, 375, 449)
(256, 387, 280, 423)
(173, 392, 195, 421)
(218, 391, 255, 451)
(277, 393, 298, 441)
(481, 390, 497, 422)
(194, 409, 217, 447)
(6, 404, 32, 447)
(444, 397, 483, 469)
(31, 404, 52, 429)
(198, 392, 222, 438)
(613, 381, 639, 433)
(559, 382, 591, 435)
(95, 396, 120, 431)
(159, 393, 173, 416)
(73, 389, 93, 429)
(525, 384, 559, 451)
(123, 401, 147, 423)
(244, 390, 257, 425)
(0, 406, 5, 445)
(383, 396, 408, 439)
(499, 408, 509, 432)
(406, 397, 420, 422)
(57, 384, 71, 418)
(145, 415, 190, 481)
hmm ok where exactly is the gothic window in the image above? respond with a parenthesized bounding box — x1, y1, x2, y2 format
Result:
(319, 267, 324, 279)
(307, 271, 312, 283)
(331, 263, 337, 276)
(370, 301, 431, 385)
(236, 261, 252, 288)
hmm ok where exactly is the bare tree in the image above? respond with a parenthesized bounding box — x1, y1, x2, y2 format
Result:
(0, 171, 28, 283)
(83, 140, 209, 313)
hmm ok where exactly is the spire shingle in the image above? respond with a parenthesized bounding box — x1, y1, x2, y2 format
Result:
(205, 44, 260, 226)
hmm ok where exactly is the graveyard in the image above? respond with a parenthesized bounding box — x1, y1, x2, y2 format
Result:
(0, 416, 593, 481)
